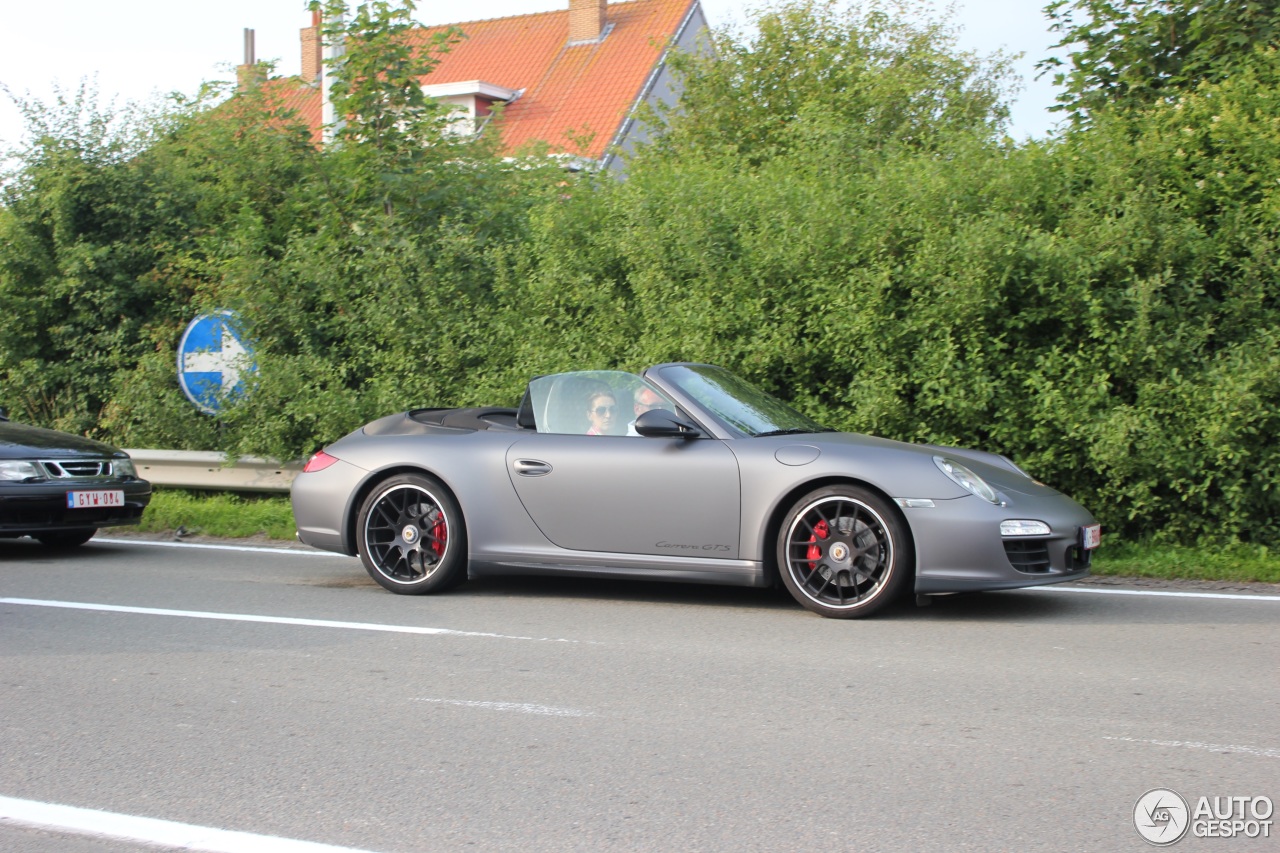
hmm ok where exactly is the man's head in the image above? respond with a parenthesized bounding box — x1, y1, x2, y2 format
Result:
(633, 387, 667, 416)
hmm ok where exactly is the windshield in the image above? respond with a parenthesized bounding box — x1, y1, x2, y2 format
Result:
(658, 365, 830, 437)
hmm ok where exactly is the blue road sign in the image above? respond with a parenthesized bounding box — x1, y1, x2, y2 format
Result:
(177, 312, 257, 415)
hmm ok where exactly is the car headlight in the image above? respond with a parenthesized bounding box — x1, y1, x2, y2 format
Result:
(0, 460, 41, 481)
(933, 456, 999, 504)
(113, 457, 137, 478)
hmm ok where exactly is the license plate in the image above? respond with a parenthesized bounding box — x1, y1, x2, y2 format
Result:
(1080, 524, 1102, 550)
(66, 490, 125, 509)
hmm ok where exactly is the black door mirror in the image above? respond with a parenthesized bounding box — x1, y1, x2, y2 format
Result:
(0, 408, 8, 422)
(634, 408, 700, 438)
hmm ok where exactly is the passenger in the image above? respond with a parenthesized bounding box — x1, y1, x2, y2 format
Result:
(585, 390, 617, 435)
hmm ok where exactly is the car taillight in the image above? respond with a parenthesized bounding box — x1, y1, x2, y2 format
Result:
(303, 450, 340, 473)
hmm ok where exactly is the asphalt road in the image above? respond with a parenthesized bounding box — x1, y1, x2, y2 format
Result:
(1, 536, 1277, 852)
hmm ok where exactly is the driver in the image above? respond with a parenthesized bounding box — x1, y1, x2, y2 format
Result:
(626, 387, 671, 436)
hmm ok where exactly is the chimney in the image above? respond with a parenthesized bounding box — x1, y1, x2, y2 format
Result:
(236, 28, 264, 90)
(568, 0, 607, 43)
(301, 10, 322, 84)
(321, 8, 347, 144)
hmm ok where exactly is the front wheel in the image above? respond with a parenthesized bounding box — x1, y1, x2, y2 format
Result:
(777, 486, 912, 618)
(356, 474, 467, 595)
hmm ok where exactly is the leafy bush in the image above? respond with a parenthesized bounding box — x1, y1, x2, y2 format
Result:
(3, 1, 1279, 548)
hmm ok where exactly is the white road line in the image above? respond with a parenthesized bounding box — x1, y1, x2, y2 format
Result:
(0, 795, 380, 853)
(0, 598, 580, 643)
(93, 537, 334, 557)
(1028, 586, 1280, 602)
(412, 698, 596, 717)
(1103, 736, 1280, 760)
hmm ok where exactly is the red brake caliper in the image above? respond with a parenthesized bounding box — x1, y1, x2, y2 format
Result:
(806, 519, 830, 569)
(431, 515, 447, 558)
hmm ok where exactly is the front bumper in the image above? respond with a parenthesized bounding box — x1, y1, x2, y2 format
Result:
(903, 493, 1097, 594)
(0, 479, 152, 535)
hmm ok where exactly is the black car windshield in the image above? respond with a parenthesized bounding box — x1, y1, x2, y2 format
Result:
(659, 365, 831, 437)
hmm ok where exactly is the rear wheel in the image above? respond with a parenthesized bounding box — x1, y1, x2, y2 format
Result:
(777, 485, 911, 618)
(35, 529, 96, 548)
(356, 474, 467, 594)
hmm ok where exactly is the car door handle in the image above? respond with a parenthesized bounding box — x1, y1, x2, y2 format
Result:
(513, 459, 552, 477)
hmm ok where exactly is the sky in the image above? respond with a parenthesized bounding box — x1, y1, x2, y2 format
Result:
(0, 0, 1067, 155)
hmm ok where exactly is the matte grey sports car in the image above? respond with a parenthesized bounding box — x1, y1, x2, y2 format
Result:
(292, 364, 1100, 618)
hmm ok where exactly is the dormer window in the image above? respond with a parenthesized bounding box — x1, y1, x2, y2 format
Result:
(421, 80, 520, 136)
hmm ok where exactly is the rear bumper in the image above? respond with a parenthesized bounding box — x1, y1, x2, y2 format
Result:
(291, 460, 365, 556)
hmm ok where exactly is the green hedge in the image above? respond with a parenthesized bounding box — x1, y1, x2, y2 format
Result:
(3, 8, 1278, 548)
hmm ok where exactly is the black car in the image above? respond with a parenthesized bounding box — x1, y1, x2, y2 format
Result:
(0, 409, 152, 547)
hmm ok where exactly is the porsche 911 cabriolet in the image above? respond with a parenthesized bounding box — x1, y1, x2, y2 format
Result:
(291, 364, 1100, 618)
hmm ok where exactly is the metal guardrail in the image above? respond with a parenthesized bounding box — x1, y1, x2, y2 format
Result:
(124, 449, 301, 493)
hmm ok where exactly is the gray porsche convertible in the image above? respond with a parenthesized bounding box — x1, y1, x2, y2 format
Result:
(291, 363, 1100, 618)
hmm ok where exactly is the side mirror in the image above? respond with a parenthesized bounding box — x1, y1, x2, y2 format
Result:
(0, 408, 8, 422)
(634, 408, 700, 438)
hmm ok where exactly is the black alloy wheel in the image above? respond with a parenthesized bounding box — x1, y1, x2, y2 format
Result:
(777, 485, 911, 618)
(356, 473, 467, 594)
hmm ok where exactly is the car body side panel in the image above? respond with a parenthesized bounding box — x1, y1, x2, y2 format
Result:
(294, 430, 553, 559)
(291, 428, 766, 583)
(726, 434, 972, 562)
(504, 433, 741, 559)
(724, 433, 1096, 591)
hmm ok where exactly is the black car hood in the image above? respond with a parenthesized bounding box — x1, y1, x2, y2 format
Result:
(0, 421, 122, 459)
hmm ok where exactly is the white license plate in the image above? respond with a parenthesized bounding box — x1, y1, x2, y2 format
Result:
(1081, 524, 1102, 550)
(66, 490, 125, 509)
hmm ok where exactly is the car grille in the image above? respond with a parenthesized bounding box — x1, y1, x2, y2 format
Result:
(40, 459, 114, 479)
(1004, 539, 1094, 574)
(1004, 540, 1052, 573)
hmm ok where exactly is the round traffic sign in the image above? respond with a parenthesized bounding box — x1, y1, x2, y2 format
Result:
(176, 312, 257, 415)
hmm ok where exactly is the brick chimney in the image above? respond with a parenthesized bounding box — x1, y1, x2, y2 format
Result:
(301, 10, 322, 83)
(568, 0, 607, 43)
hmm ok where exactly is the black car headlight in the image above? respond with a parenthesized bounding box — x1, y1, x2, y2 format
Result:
(933, 456, 999, 504)
(113, 457, 138, 478)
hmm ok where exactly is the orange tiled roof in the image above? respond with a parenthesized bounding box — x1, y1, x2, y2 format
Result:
(417, 0, 695, 159)
(262, 0, 696, 161)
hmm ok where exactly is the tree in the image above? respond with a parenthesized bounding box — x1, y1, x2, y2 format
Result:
(0, 83, 198, 433)
(647, 0, 1014, 167)
(309, 0, 472, 219)
(1039, 0, 1280, 124)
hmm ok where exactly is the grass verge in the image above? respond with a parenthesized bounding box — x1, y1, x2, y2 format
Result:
(1091, 539, 1278, 584)
(135, 490, 1280, 584)
(137, 489, 297, 541)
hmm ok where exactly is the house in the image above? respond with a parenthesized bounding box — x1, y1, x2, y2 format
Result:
(243, 0, 709, 172)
